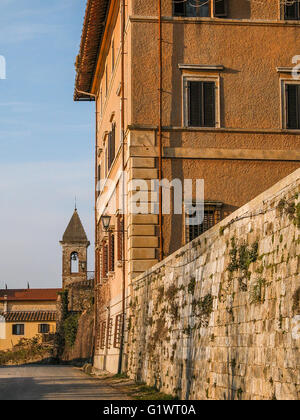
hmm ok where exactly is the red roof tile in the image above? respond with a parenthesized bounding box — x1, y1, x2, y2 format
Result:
(0, 289, 62, 302)
(0, 311, 57, 322)
(74, 0, 110, 100)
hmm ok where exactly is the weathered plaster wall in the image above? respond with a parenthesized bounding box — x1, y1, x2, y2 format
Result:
(127, 168, 300, 400)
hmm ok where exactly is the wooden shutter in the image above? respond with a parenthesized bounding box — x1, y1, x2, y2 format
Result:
(117, 216, 123, 261)
(173, 1, 185, 16)
(214, 0, 227, 17)
(107, 126, 116, 171)
(102, 241, 108, 278)
(97, 165, 101, 197)
(284, 2, 299, 20)
(203, 82, 216, 127)
(188, 81, 216, 127)
(286, 84, 300, 129)
(188, 81, 202, 126)
(109, 232, 115, 272)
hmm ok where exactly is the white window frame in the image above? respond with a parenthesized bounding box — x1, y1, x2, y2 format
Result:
(182, 75, 221, 128)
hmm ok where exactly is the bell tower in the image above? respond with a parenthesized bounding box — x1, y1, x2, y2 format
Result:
(60, 209, 90, 289)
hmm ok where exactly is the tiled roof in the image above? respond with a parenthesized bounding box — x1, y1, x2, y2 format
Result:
(0, 311, 57, 322)
(74, 0, 110, 100)
(0, 289, 61, 302)
(61, 210, 89, 243)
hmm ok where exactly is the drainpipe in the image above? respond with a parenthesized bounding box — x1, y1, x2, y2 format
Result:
(158, 0, 163, 262)
(118, 0, 126, 375)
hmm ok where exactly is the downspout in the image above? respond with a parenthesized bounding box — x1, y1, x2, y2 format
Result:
(75, 88, 98, 363)
(118, 0, 126, 375)
(158, 0, 163, 261)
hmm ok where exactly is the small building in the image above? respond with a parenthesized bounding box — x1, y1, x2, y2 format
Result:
(0, 288, 61, 351)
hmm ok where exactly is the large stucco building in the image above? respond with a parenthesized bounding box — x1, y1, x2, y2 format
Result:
(75, 0, 300, 373)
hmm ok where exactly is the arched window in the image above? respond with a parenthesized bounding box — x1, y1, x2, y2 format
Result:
(70, 252, 79, 273)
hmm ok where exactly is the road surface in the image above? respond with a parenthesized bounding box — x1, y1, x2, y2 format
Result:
(0, 364, 129, 400)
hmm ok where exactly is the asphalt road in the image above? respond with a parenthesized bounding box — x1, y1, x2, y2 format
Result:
(0, 364, 129, 400)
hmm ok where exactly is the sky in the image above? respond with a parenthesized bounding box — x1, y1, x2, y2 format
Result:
(0, 0, 94, 289)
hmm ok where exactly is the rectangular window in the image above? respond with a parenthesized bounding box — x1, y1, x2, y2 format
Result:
(12, 324, 24, 336)
(106, 318, 113, 349)
(100, 321, 106, 349)
(186, 203, 222, 242)
(187, 80, 216, 127)
(117, 215, 124, 262)
(114, 314, 123, 348)
(102, 241, 108, 279)
(285, 83, 300, 129)
(97, 164, 101, 197)
(111, 40, 115, 71)
(173, 0, 209, 17)
(38, 324, 50, 334)
(109, 232, 115, 272)
(284, 1, 300, 20)
(107, 123, 116, 171)
(214, 0, 227, 17)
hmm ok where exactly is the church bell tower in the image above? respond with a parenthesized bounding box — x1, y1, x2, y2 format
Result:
(60, 209, 90, 289)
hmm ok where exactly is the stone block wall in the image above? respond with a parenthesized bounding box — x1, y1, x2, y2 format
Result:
(126, 169, 300, 400)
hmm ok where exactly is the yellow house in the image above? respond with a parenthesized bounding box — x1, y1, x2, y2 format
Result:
(0, 288, 61, 351)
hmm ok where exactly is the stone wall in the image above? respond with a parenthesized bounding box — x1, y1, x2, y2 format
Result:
(126, 169, 300, 400)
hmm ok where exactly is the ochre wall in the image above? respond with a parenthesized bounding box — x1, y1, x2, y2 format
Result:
(0, 321, 56, 351)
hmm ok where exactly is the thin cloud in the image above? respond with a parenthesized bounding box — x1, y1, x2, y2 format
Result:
(1, 23, 63, 43)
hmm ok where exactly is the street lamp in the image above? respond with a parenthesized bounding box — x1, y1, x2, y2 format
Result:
(101, 215, 112, 232)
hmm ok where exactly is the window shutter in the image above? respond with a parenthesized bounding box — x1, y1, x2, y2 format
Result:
(284, 2, 298, 20)
(102, 241, 108, 278)
(109, 232, 115, 272)
(117, 216, 123, 261)
(286, 84, 300, 129)
(203, 82, 216, 127)
(173, 1, 185, 16)
(214, 0, 227, 17)
(97, 165, 101, 197)
(188, 81, 202, 127)
(111, 124, 116, 163)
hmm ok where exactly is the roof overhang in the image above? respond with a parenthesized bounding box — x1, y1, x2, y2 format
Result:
(74, 0, 111, 101)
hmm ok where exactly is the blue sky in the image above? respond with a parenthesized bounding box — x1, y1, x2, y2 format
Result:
(0, 0, 94, 288)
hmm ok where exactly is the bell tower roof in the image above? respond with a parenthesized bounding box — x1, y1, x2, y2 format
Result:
(61, 209, 89, 244)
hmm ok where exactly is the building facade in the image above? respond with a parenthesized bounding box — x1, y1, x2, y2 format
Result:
(75, 0, 300, 373)
(0, 288, 60, 351)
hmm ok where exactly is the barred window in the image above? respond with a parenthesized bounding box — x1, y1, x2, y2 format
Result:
(106, 318, 113, 349)
(186, 202, 223, 242)
(114, 314, 123, 348)
(102, 241, 108, 279)
(100, 321, 106, 349)
(109, 232, 115, 272)
(117, 215, 124, 262)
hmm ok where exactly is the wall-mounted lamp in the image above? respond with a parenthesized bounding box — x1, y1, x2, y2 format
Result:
(101, 215, 112, 232)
